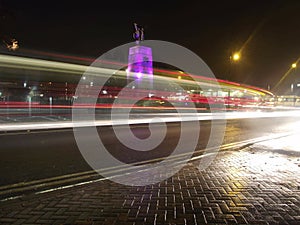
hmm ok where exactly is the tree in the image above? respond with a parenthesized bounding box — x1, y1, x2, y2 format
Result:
(0, 2, 19, 50)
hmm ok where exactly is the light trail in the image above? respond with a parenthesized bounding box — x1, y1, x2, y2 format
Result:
(0, 53, 272, 97)
(1, 110, 300, 132)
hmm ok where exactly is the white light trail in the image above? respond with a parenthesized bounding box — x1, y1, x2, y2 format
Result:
(1, 110, 300, 132)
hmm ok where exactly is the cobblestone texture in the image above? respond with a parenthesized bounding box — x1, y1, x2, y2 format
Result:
(0, 148, 299, 225)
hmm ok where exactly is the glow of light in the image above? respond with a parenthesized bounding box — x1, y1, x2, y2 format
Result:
(245, 152, 297, 173)
(2, 111, 300, 132)
(273, 58, 300, 91)
(23, 82, 27, 87)
(90, 81, 93, 87)
(11, 40, 19, 50)
(178, 75, 182, 80)
(136, 72, 142, 79)
(6, 39, 19, 51)
(257, 133, 300, 152)
(0, 54, 272, 99)
(232, 52, 240, 61)
(82, 76, 86, 80)
(102, 90, 108, 94)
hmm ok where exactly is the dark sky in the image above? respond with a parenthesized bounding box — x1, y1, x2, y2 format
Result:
(1, 0, 300, 93)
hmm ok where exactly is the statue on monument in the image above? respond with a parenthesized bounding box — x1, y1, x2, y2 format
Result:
(133, 23, 144, 43)
(127, 22, 153, 90)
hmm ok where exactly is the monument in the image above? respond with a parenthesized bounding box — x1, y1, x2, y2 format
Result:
(127, 23, 153, 91)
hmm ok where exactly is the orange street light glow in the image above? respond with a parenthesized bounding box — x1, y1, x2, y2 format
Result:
(232, 52, 240, 61)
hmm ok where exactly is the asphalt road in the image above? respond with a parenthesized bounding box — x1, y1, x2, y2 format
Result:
(0, 116, 298, 189)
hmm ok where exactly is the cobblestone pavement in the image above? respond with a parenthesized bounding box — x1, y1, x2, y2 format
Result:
(0, 147, 299, 225)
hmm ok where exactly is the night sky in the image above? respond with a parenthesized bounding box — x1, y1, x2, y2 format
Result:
(1, 0, 300, 93)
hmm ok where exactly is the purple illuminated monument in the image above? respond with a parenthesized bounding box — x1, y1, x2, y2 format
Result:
(127, 23, 153, 91)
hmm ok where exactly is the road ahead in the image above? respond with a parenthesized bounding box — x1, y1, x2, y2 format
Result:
(0, 116, 298, 189)
(0, 115, 299, 225)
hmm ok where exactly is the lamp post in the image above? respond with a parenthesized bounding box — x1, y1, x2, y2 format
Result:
(272, 61, 300, 94)
(291, 63, 297, 105)
(228, 52, 241, 82)
(291, 63, 297, 94)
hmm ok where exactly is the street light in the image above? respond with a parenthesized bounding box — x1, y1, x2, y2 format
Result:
(232, 52, 241, 62)
(291, 63, 297, 96)
(272, 59, 300, 92)
(228, 52, 241, 82)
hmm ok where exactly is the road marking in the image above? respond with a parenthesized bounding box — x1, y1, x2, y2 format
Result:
(0, 128, 71, 136)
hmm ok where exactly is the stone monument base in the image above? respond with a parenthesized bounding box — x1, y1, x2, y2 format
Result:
(127, 45, 153, 91)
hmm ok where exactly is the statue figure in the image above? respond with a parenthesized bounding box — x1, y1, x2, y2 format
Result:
(133, 23, 144, 43)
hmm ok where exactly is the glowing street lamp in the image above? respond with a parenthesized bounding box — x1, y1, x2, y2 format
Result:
(228, 52, 241, 81)
(290, 63, 297, 95)
(273, 60, 300, 92)
(232, 52, 241, 61)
